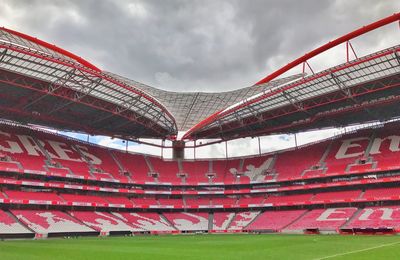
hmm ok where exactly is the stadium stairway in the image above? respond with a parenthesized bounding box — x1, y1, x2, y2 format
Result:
(160, 213, 179, 231)
(144, 156, 155, 175)
(242, 210, 263, 230)
(108, 151, 133, 182)
(73, 144, 99, 178)
(65, 211, 97, 231)
(227, 211, 260, 231)
(208, 213, 213, 231)
(300, 141, 331, 177)
(280, 210, 310, 232)
(340, 208, 363, 229)
(5, 210, 35, 233)
(0, 210, 33, 235)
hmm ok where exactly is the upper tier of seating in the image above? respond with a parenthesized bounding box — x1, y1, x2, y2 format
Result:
(1, 121, 400, 187)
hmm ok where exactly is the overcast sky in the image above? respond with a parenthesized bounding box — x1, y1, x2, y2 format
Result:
(1, 0, 399, 158)
(1, 0, 399, 92)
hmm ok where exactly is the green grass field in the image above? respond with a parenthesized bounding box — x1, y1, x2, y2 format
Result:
(0, 234, 399, 260)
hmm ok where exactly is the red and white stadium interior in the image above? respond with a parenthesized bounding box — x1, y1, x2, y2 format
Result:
(0, 14, 399, 239)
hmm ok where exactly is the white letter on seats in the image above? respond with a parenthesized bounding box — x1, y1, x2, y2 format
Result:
(47, 141, 81, 162)
(17, 135, 49, 157)
(0, 131, 23, 154)
(335, 137, 369, 159)
(317, 208, 348, 221)
(358, 208, 394, 221)
(369, 136, 400, 155)
(75, 145, 102, 165)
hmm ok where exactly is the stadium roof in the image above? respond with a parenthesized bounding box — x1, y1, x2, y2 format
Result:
(183, 46, 400, 140)
(105, 72, 302, 131)
(0, 13, 399, 142)
(183, 13, 400, 140)
(0, 26, 299, 139)
(0, 27, 177, 138)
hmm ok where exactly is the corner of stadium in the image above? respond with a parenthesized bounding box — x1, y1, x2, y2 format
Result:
(0, 10, 400, 260)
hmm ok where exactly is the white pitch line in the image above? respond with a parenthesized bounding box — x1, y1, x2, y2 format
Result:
(313, 241, 400, 260)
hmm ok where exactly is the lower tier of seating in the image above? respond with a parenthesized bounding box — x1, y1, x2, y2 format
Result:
(163, 212, 209, 231)
(344, 206, 400, 230)
(68, 211, 139, 232)
(112, 212, 174, 232)
(0, 209, 32, 234)
(283, 208, 358, 232)
(11, 210, 94, 234)
(2, 206, 400, 236)
(245, 210, 307, 231)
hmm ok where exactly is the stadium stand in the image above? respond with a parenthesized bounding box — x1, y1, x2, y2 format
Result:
(74, 144, 125, 181)
(158, 198, 184, 207)
(265, 194, 313, 204)
(237, 196, 265, 205)
(246, 210, 307, 232)
(111, 152, 154, 183)
(3, 124, 400, 235)
(0, 209, 32, 234)
(344, 206, 400, 230)
(324, 132, 372, 175)
(311, 190, 361, 202)
(11, 210, 94, 234)
(163, 212, 209, 231)
(275, 142, 329, 180)
(112, 212, 175, 232)
(69, 211, 137, 232)
(283, 208, 358, 232)
(228, 211, 260, 231)
(33, 131, 94, 178)
(4, 190, 64, 203)
(182, 160, 209, 184)
(105, 196, 134, 206)
(149, 158, 182, 184)
(211, 197, 237, 206)
(212, 212, 235, 231)
(60, 194, 108, 204)
(131, 197, 159, 207)
(242, 156, 275, 182)
(0, 126, 48, 173)
(185, 197, 211, 207)
(363, 187, 400, 200)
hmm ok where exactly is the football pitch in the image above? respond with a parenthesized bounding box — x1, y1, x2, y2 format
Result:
(0, 234, 399, 260)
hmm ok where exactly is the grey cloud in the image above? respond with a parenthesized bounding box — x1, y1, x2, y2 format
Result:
(1, 0, 399, 92)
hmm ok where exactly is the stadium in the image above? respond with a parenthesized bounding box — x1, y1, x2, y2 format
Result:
(0, 3, 399, 259)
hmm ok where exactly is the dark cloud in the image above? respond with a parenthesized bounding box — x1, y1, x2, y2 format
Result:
(0, 0, 398, 92)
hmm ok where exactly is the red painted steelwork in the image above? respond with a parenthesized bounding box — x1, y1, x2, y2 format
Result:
(255, 13, 400, 85)
(182, 13, 400, 140)
(1, 27, 101, 72)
